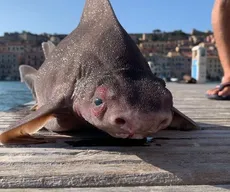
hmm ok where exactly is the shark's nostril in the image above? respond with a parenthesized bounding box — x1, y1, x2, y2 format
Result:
(115, 118, 126, 125)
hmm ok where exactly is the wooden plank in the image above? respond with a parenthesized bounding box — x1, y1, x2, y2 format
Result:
(1, 185, 230, 192)
(1, 130, 230, 187)
(1, 83, 230, 188)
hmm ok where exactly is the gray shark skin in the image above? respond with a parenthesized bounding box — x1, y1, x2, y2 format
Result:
(0, 0, 198, 144)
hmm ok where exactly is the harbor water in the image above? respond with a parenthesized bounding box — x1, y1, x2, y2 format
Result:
(0, 81, 218, 112)
(0, 81, 33, 111)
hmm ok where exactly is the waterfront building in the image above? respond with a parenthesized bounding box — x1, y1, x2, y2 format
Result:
(191, 46, 207, 83)
(146, 52, 191, 79)
(24, 46, 45, 69)
(0, 52, 19, 80)
(206, 56, 223, 81)
(0, 30, 224, 81)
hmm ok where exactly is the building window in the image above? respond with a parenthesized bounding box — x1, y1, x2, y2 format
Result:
(200, 49, 206, 57)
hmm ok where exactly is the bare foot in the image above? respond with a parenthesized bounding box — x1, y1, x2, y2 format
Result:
(206, 77, 230, 96)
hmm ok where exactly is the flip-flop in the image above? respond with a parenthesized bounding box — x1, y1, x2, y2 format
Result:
(206, 82, 230, 100)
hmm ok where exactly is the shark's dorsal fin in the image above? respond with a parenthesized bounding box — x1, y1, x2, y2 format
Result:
(80, 0, 119, 25)
(75, 0, 150, 72)
(42, 41, 56, 59)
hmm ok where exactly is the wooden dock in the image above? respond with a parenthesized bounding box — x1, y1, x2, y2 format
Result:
(1, 83, 230, 191)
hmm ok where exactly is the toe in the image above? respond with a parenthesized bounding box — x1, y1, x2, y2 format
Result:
(206, 87, 219, 95)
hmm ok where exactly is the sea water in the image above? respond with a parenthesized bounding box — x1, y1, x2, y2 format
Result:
(0, 81, 33, 111)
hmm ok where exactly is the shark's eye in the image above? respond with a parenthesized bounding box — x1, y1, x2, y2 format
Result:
(94, 98, 103, 106)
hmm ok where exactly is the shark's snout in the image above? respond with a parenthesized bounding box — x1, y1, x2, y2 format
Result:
(108, 110, 173, 139)
(109, 115, 134, 137)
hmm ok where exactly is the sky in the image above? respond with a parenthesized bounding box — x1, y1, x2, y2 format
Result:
(0, 0, 214, 36)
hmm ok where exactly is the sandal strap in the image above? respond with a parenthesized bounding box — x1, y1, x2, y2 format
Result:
(219, 82, 230, 91)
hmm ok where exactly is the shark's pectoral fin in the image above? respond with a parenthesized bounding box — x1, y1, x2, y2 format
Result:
(0, 103, 60, 145)
(168, 107, 200, 131)
(0, 114, 53, 145)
